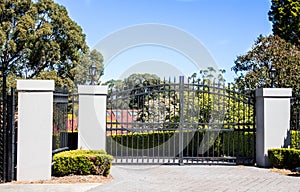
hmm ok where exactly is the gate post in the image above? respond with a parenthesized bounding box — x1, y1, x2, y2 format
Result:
(179, 76, 184, 165)
(17, 80, 54, 181)
(255, 88, 292, 167)
(78, 85, 108, 150)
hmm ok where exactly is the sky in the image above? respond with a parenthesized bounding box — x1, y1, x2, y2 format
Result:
(54, 0, 272, 83)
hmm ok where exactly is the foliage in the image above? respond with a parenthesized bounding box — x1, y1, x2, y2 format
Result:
(192, 82, 253, 129)
(223, 87, 255, 128)
(52, 150, 113, 177)
(106, 71, 254, 133)
(37, 70, 74, 88)
(0, 0, 88, 87)
(163, 82, 254, 130)
(190, 67, 226, 83)
(108, 131, 177, 151)
(234, 0, 300, 92)
(232, 35, 300, 93)
(140, 68, 238, 129)
(291, 130, 300, 149)
(105, 73, 161, 109)
(52, 134, 60, 150)
(105, 73, 160, 93)
(107, 130, 255, 161)
(132, 82, 179, 128)
(31, 49, 104, 89)
(269, 0, 300, 47)
(74, 49, 104, 85)
(268, 148, 300, 169)
(123, 73, 161, 89)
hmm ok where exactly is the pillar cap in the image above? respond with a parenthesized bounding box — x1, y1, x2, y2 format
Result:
(255, 88, 292, 97)
(78, 85, 108, 95)
(17, 80, 55, 91)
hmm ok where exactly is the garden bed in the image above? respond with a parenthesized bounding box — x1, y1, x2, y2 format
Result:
(9, 174, 113, 184)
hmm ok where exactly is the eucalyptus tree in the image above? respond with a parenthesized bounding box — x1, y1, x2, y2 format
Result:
(0, 0, 88, 88)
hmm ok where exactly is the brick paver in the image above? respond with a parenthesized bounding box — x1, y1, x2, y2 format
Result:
(90, 165, 300, 192)
(0, 165, 299, 192)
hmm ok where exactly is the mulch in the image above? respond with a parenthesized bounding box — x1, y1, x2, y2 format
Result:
(270, 168, 300, 177)
(8, 174, 113, 184)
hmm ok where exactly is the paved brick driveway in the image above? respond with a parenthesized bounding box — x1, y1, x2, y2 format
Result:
(90, 165, 300, 192)
(0, 165, 299, 192)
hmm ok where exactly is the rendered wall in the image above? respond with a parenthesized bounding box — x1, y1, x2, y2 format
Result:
(255, 88, 292, 167)
(17, 80, 54, 181)
(78, 85, 108, 150)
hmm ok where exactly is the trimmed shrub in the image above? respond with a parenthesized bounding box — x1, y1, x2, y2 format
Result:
(268, 148, 300, 169)
(106, 130, 255, 161)
(291, 130, 300, 149)
(52, 150, 113, 177)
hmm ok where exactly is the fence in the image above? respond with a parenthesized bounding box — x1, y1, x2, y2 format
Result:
(0, 78, 16, 182)
(106, 76, 256, 165)
(53, 88, 79, 152)
(67, 90, 78, 150)
(290, 96, 300, 149)
(69, 90, 78, 133)
(53, 87, 69, 151)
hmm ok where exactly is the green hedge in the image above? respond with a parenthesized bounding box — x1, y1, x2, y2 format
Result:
(291, 130, 300, 149)
(107, 130, 255, 159)
(268, 148, 300, 169)
(52, 150, 113, 177)
(52, 134, 60, 150)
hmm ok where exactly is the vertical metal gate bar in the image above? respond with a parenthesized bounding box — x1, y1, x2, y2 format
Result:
(191, 79, 195, 161)
(0, 79, 16, 182)
(12, 91, 15, 180)
(6, 89, 15, 181)
(11, 89, 16, 181)
(2, 75, 7, 182)
(217, 82, 220, 160)
(179, 76, 184, 165)
(253, 90, 256, 162)
(6, 94, 11, 182)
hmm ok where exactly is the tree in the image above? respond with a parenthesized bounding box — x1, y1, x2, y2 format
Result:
(190, 67, 226, 83)
(104, 73, 160, 94)
(232, 35, 300, 93)
(0, 0, 88, 81)
(37, 70, 74, 88)
(105, 73, 161, 109)
(74, 49, 104, 85)
(268, 0, 300, 47)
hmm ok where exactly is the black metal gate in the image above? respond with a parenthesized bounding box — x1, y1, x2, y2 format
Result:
(106, 76, 256, 165)
(53, 87, 69, 152)
(290, 96, 300, 149)
(0, 85, 16, 182)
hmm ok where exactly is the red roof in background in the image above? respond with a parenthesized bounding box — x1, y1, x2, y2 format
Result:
(106, 110, 137, 129)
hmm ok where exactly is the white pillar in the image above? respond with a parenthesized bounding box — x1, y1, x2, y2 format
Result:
(17, 80, 54, 181)
(255, 88, 292, 167)
(78, 85, 108, 150)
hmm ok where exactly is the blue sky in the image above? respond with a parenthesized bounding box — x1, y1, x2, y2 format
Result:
(54, 0, 272, 82)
